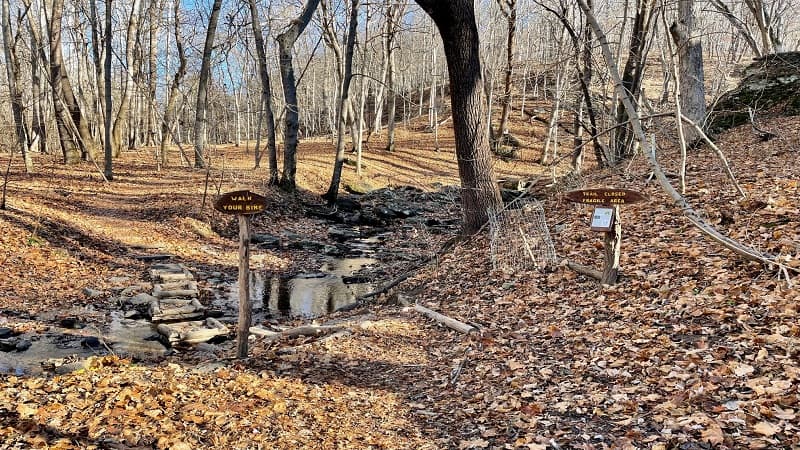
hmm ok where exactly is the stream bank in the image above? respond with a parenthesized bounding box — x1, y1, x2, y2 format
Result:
(0, 185, 463, 376)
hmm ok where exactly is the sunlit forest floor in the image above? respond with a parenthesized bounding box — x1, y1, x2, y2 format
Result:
(0, 107, 798, 448)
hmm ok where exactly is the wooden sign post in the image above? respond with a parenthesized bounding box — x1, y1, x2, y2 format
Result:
(214, 190, 266, 358)
(565, 188, 646, 284)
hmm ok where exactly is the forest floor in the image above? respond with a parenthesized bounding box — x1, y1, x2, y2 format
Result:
(0, 109, 798, 449)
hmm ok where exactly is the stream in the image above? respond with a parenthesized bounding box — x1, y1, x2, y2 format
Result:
(0, 186, 462, 376)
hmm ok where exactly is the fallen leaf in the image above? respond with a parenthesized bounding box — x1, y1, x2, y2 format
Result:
(701, 419, 725, 445)
(753, 421, 779, 436)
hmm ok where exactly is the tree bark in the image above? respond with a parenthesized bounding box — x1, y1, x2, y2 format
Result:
(103, 0, 113, 180)
(670, 0, 706, 144)
(323, 0, 359, 203)
(247, 0, 279, 182)
(414, 0, 503, 234)
(276, 0, 322, 190)
(159, 0, 186, 169)
(495, 0, 516, 137)
(1, 0, 32, 172)
(612, 0, 655, 162)
(384, 1, 402, 151)
(193, 0, 224, 169)
(111, 0, 142, 156)
(49, 0, 95, 163)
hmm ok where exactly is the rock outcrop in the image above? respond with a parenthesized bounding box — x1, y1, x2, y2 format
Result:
(709, 52, 800, 134)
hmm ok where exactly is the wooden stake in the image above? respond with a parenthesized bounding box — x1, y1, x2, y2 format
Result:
(601, 205, 621, 284)
(236, 214, 252, 358)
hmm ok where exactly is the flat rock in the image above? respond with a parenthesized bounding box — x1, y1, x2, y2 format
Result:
(251, 234, 281, 248)
(55, 360, 89, 375)
(129, 292, 158, 306)
(149, 298, 206, 322)
(0, 327, 12, 338)
(157, 318, 228, 345)
(15, 339, 31, 352)
(153, 280, 198, 299)
(0, 338, 18, 352)
(83, 288, 104, 298)
(149, 263, 194, 282)
(131, 254, 174, 262)
(108, 276, 131, 284)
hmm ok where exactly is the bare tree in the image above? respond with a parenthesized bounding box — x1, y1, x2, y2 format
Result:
(111, 0, 142, 156)
(49, 0, 96, 163)
(159, 0, 187, 169)
(670, 0, 706, 144)
(495, 0, 516, 137)
(103, 0, 113, 180)
(247, 0, 279, 182)
(193, 0, 224, 169)
(1, 0, 32, 172)
(324, 0, 360, 203)
(414, 0, 503, 234)
(612, 0, 657, 162)
(276, 0, 322, 190)
(384, 0, 404, 152)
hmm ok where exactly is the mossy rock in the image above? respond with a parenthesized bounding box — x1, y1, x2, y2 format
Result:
(709, 52, 800, 134)
(344, 180, 375, 195)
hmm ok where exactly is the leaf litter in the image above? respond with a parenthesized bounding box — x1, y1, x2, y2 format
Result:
(0, 116, 798, 449)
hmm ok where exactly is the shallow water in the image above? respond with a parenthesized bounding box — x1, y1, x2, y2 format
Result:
(221, 256, 377, 319)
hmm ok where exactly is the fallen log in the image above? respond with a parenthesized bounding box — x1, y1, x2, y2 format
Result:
(412, 304, 477, 334)
(566, 260, 603, 281)
(249, 325, 343, 342)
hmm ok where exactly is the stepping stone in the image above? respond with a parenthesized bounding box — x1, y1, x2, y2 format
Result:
(149, 263, 194, 283)
(149, 298, 205, 322)
(152, 280, 198, 299)
(132, 254, 174, 262)
(157, 318, 228, 345)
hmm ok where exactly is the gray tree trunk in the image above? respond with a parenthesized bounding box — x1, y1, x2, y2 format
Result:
(247, 0, 279, 182)
(159, 0, 186, 169)
(104, 0, 113, 180)
(496, 0, 516, 137)
(193, 0, 224, 169)
(2, 0, 32, 172)
(276, 0, 321, 190)
(324, 0, 360, 203)
(49, 0, 94, 163)
(111, 0, 142, 156)
(670, 0, 706, 144)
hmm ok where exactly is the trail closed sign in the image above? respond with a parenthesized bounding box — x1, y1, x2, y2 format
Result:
(564, 188, 646, 205)
(564, 187, 647, 285)
(214, 190, 266, 215)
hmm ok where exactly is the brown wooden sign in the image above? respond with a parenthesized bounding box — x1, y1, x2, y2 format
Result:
(214, 190, 266, 215)
(565, 188, 647, 205)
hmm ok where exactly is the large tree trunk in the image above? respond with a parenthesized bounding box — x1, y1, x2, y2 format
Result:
(384, 1, 403, 152)
(159, 0, 186, 169)
(323, 0, 359, 203)
(28, 12, 47, 155)
(612, 0, 655, 162)
(276, 0, 321, 191)
(111, 0, 142, 157)
(103, 0, 113, 180)
(247, 0, 279, 183)
(1, 0, 32, 172)
(145, 0, 159, 146)
(193, 0, 224, 169)
(414, 0, 503, 234)
(49, 0, 94, 163)
(670, 0, 706, 144)
(496, 0, 516, 137)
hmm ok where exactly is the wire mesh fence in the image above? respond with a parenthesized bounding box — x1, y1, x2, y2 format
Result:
(489, 197, 558, 272)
